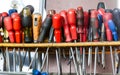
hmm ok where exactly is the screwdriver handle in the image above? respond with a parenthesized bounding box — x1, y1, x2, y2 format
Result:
(103, 13, 113, 41)
(21, 7, 32, 27)
(108, 20, 118, 41)
(52, 14, 62, 43)
(8, 31, 15, 43)
(60, 10, 72, 42)
(112, 8, 120, 40)
(8, 9, 17, 16)
(38, 15, 52, 42)
(83, 11, 89, 42)
(90, 10, 99, 41)
(97, 2, 105, 10)
(32, 13, 42, 43)
(67, 9, 77, 40)
(48, 10, 56, 43)
(13, 16, 21, 31)
(15, 31, 21, 43)
(4, 16, 13, 31)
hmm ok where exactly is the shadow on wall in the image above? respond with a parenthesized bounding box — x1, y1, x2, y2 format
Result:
(46, 0, 117, 12)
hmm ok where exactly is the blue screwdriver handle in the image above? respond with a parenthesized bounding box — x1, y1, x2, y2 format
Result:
(108, 20, 118, 41)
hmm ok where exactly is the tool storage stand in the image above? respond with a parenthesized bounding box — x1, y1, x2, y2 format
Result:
(0, 41, 120, 75)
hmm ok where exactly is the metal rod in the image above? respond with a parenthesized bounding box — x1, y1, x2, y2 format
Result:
(94, 47, 98, 75)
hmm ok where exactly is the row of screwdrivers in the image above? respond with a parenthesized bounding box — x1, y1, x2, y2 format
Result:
(0, 3, 120, 44)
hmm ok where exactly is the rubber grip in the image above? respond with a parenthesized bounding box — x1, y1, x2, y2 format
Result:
(108, 20, 118, 41)
(38, 15, 52, 42)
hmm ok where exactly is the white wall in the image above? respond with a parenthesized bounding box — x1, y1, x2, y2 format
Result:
(0, 0, 40, 13)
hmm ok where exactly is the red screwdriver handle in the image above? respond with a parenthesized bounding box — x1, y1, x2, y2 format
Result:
(76, 6, 84, 43)
(103, 13, 113, 41)
(13, 16, 21, 31)
(4, 16, 13, 31)
(8, 31, 15, 43)
(90, 10, 99, 41)
(52, 14, 62, 43)
(15, 31, 21, 43)
(60, 10, 72, 42)
(83, 11, 89, 42)
(67, 9, 77, 40)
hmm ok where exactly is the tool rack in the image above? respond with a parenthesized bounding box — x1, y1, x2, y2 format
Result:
(0, 41, 120, 75)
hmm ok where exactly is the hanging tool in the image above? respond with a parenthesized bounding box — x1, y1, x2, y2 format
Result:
(40, 10, 55, 74)
(60, 10, 79, 75)
(4, 16, 15, 71)
(98, 8, 106, 68)
(21, 7, 33, 70)
(90, 10, 99, 75)
(103, 13, 115, 75)
(32, 13, 42, 70)
(112, 8, 120, 73)
(82, 11, 89, 75)
(76, 6, 86, 75)
(108, 19, 119, 74)
(87, 9, 93, 75)
(52, 13, 63, 75)
(67, 8, 82, 75)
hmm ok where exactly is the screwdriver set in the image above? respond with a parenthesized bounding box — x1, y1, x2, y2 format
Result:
(0, 1, 120, 75)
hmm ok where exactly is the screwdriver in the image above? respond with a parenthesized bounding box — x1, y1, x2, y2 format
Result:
(98, 8, 106, 68)
(67, 8, 82, 75)
(108, 19, 119, 74)
(60, 10, 79, 75)
(12, 13, 22, 71)
(82, 11, 89, 75)
(32, 13, 42, 70)
(103, 13, 115, 75)
(52, 14, 62, 75)
(76, 6, 86, 75)
(112, 8, 120, 73)
(90, 10, 99, 75)
(21, 7, 33, 69)
(40, 10, 55, 74)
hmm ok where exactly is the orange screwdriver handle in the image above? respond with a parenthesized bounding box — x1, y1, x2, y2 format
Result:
(32, 13, 42, 43)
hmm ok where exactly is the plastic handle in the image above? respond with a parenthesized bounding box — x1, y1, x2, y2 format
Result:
(13, 16, 21, 31)
(8, 31, 15, 43)
(8, 9, 17, 16)
(4, 16, 13, 31)
(15, 31, 21, 43)
(48, 26, 54, 43)
(67, 8, 77, 40)
(21, 7, 32, 27)
(98, 8, 105, 16)
(52, 14, 62, 43)
(90, 10, 99, 41)
(97, 2, 105, 10)
(112, 8, 120, 39)
(108, 20, 118, 41)
(103, 13, 113, 41)
(76, 6, 84, 27)
(60, 10, 72, 42)
(38, 15, 52, 42)
(32, 13, 42, 43)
